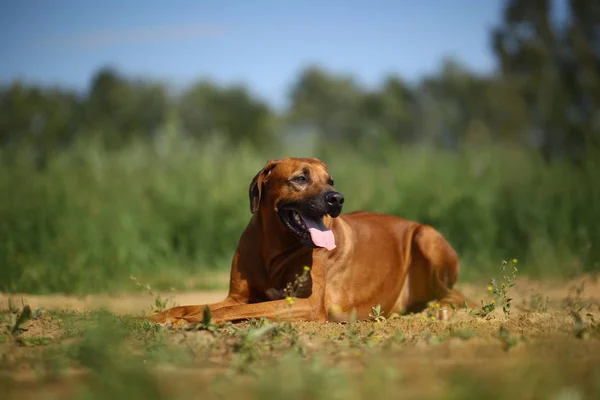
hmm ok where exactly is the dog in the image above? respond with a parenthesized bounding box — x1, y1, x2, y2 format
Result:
(148, 157, 471, 326)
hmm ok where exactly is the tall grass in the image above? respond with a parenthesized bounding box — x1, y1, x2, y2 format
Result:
(1, 131, 599, 293)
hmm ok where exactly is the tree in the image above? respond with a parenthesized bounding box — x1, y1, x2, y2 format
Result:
(83, 67, 169, 148)
(0, 82, 80, 154)
(416, 58, 500, 148)
(493, 0, 600, 162)
(178, 81, 274, 147)
(288, 66, 367, 144)
(362, 76, 417, 143)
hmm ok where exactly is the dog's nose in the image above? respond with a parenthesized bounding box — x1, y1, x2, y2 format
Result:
(325, 192, 345, 208)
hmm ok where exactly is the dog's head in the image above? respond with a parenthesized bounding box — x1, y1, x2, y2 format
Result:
(249, 158, 344, 250)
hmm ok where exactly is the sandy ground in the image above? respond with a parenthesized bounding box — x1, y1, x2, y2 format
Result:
(1, 274, 600, 400)
(1, 274, 598, 316)
(0, 290, 228, 316)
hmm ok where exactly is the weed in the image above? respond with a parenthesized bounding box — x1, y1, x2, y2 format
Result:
(152, 295, 173, 313)
(423, 327, 478, 345)
(450, 328, 478, 340)
(19, 337, 53, 346)
(282, 266, 312, 304)
(423, 330, 446, 345)
(232, 323, 279, 369)
(188, 306, 219, 333)
(130, 275, 177, 315)
(473, 300, 497, 318)
(369, 304, 386, 323)
(10, 305, 33, 335)
(568, 309, 599, 340)
(0, 303, 45, 346)
(497, 325, 520, 351)
(72, 315, 163, 399)
(564, 280, 587, 313)
(474, 259, 518, 317)
(522, 289, 550, 313)
(382, 330, 406, 349)
(347, 309, 361, 347)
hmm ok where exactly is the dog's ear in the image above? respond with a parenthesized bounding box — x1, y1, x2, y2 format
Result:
(249, 160, 279, 214)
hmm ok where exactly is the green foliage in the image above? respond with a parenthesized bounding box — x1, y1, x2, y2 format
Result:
(493, 260, 519, 316)
(1, 1, 599, 294)
(288, 66, 368, 144)
(497, 325, 521, 351)
(1, 136, 600, 293)
(82, 68, 170, 149)
(369, 304, 386, 323)
(179, 81, 274, 147)
(475, 259, 519, 318)
(184, 306, 220, 334)
(493, 0, 600, 162)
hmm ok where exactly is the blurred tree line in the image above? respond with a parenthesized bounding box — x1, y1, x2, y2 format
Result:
(1, 0, 598, 164)
(2, 0, 600, 292)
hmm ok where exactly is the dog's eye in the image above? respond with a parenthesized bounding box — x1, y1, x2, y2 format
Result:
(292, 176, 307, 184)
(328, 179, 334, 186)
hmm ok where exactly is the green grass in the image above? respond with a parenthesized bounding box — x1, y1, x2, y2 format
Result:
(1, 131, 600, 293)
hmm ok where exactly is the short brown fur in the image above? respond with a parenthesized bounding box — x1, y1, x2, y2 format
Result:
(148, 157, 472, 325)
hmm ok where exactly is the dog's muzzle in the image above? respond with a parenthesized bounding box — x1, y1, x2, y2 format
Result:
(325, 191, 344, 218)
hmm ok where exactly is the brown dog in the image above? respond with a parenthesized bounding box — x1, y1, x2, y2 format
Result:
(148, 157, 470, 326)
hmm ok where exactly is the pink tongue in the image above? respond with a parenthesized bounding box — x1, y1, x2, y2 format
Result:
(308, 228, 336, 251)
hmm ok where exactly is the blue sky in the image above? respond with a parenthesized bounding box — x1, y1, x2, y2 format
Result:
(0, 1, 506, 108)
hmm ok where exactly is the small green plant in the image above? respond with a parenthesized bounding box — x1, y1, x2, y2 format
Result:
(187, 306, 219, 333)
(152, 294, 172, 312)
(348, 308, 358, 334)
(568, 310, 598, 340)
(474, 259, 518, 317)
(382, 330, 406, 349)
(333, 309, 366, 348)
(232, 323, 279, 369)
(369, 304, 386, 323)
(10, 304, 33, 335)
(564, 281, 587, 313)
(497, 325, 520, 351)
(423, 330, 446, 345)
(525, 290, 550, 313)
(131, 275, 178, 314)
(450, 328, 478, 341)
(6, 298, 19, 313)
(474, 300, 497, 318)
(0, 303, 45, 346)
(496, 259, 518, 315)
(0, 304, 41, 335)
(282, 266, 312, 306)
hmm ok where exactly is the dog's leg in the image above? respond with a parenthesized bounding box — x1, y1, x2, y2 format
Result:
(180, 297, 325, 324)
(147, 248, 260, 326)
(437, 289, 477, 312)
(410, 225, 476, 320)
(147, 297, 240, 325)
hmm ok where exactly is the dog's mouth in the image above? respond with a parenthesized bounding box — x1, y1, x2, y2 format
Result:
(279, 208, 336, 251)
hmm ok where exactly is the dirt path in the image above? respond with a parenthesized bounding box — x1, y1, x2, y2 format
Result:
(1, 274, 600, 400)
(0, 290, 228, 316)
(1, 275, 598, 315)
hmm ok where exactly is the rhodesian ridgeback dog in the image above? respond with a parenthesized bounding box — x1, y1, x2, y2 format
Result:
(148, 157, 471, 326)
